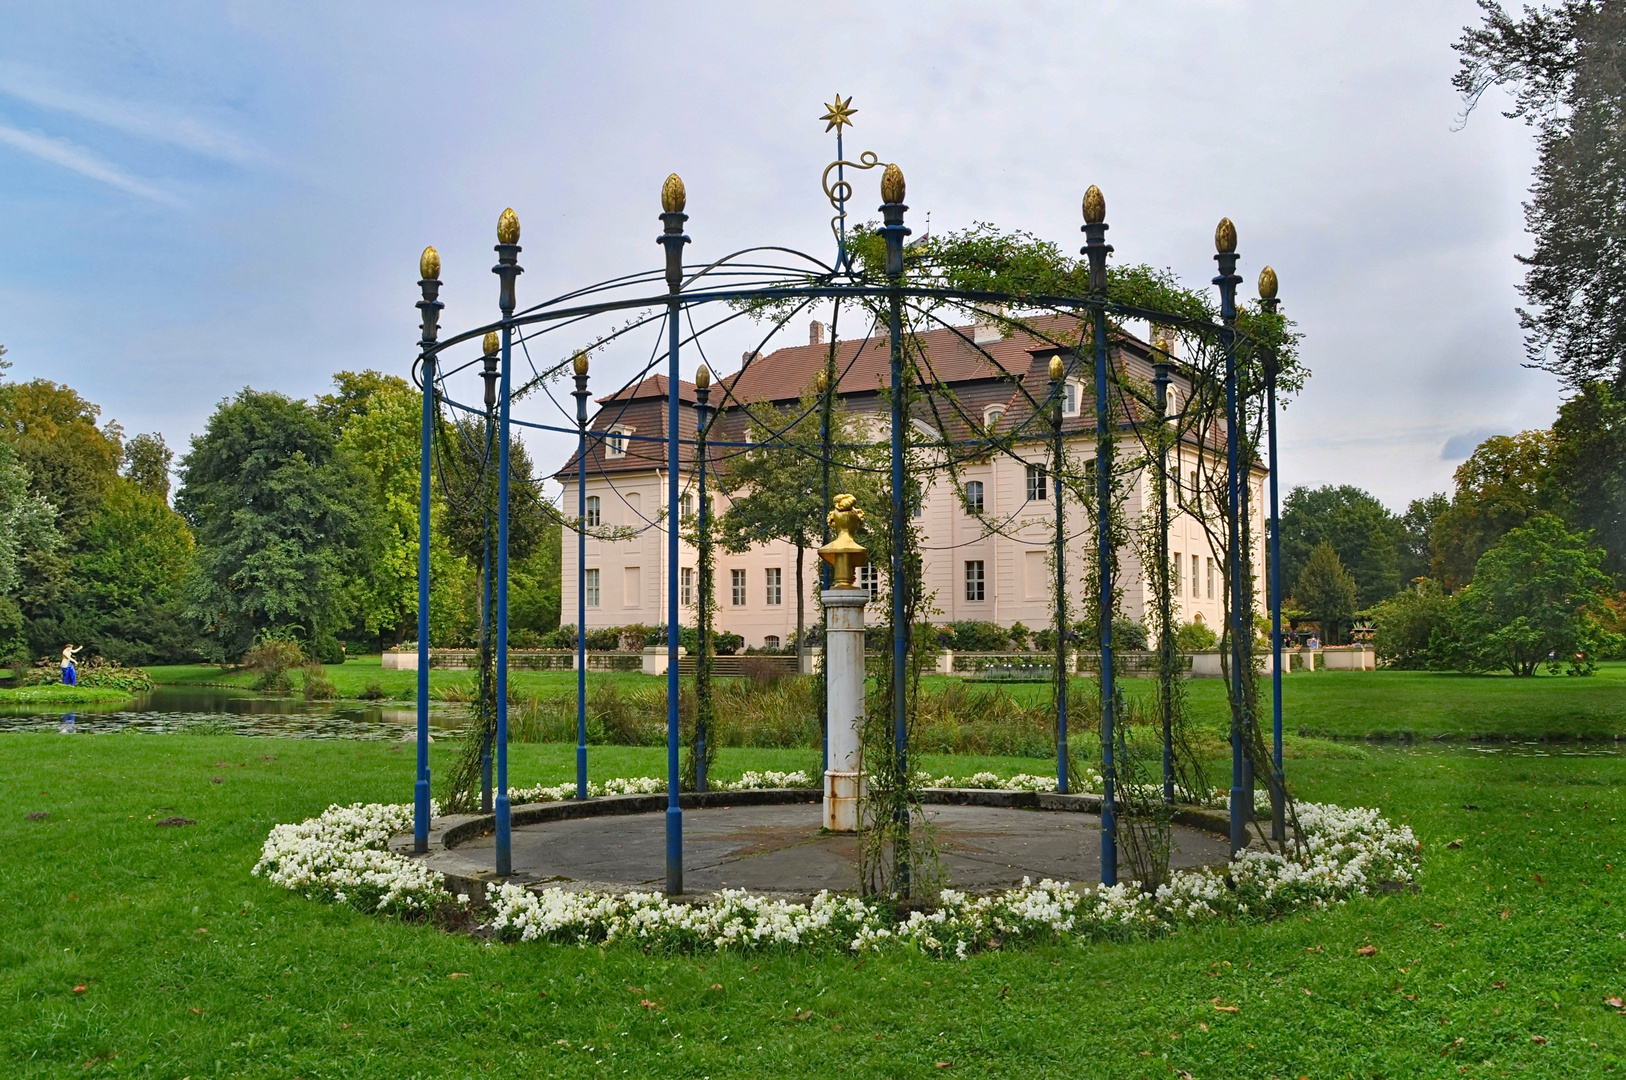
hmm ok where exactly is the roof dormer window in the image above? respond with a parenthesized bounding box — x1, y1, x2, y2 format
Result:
(606, 426, 633, 459)
(984, 405, 1006, 429)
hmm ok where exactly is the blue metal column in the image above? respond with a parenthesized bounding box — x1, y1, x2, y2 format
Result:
(1213, 218, 1246, 858)
(412, 247, 442, 854)
(657, 175, 690, 896)
(573, 353, 591, 800)
(877, 164, 911, 898)
(1260, 269, 1285, 840)
(1081, 186, 1116, 886)
(1048, 355, 1068, 794)
(492, 209, 523, 877)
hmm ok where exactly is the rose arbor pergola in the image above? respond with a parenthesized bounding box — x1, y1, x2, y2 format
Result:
(408, 110, 1293, 895)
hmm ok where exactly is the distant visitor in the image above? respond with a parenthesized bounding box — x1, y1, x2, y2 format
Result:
(60, 644, 81, 686)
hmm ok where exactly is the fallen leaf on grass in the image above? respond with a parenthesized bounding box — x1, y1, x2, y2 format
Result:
(639, 999, 662, 1011)
(447, 973, 470, 979)
(1532, 1035, 1547, 1046)
(627, 985, 642, 993)
(188, 1008, 202, 1015)
(1440, 1037, 1464, 1056)
(1446, 839, 1462, 849)
(709, 983, 723, 992)
(934, 1062, 953, 1068)
(1305, 945, 1323, 954)
(1500, 910, 1511, 920)
(831, 1024, 842, 1032)
(210, 777, 223, 785)
(1605, 996, 1624, 1010)
(794, 1011, 814, 1021)
(26, 811, 48, 821)
(1492, 981, 1507, 990)
(73, 985, 86, 994)
(1302, 989, 1313, 997)
(1356, 945, 1378, 956)
(1197, 1022, 1209, 1033)
(1213, 1004, 1239, 1013)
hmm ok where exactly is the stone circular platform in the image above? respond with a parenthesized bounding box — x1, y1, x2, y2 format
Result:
(402, 790, 1233, 900)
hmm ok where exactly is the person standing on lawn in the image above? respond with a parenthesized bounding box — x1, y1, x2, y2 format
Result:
(60, 644, 81, 686)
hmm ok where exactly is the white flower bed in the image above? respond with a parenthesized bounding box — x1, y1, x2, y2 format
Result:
(255, 778, 1418, 957)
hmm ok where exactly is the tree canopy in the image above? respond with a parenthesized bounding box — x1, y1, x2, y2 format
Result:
(1455, 0, 1626, 391)
(177, 388, 371, 661)
(1429, 430, 1557, 588)
(1293, 540, 1358, 645)
(1279, 485, 1403, 609)
(1443, 513, 1617, 675)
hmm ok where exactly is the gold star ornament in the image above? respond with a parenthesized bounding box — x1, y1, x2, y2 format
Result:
(821, 94, 857, 133)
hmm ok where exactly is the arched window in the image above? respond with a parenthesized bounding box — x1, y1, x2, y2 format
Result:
(964, 480, 984, 514)
(983, 405, 1006, 429)
(606, 426, 632, 458)
(585, 496, 601, 526)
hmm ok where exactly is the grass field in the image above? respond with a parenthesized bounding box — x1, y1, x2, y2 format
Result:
(143, 658, 1626, 743)
(0, 685, 138, 705)
(3, 732, 1624, 1078)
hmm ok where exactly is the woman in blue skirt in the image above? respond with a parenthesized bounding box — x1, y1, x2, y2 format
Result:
(60, 644, 81, 685)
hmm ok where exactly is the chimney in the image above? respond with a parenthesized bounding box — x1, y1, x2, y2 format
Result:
(810, 320, 825, 346)
(972, 304, 1007, 345)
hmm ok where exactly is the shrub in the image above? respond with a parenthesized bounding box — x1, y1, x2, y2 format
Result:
(360, 681, 387, 701)
(21, 656, 156, 692)
(1370, 579, 1452, 669)
(243, 637, 305, 693)
(314, 633, 346, 665)
(1174, 620, 1217, 651)
(944, 620, 1012, 651)
(301, 662, 337, 700)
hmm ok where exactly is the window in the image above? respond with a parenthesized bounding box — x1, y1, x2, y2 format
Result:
(623, 566, 641, 608)
(730, 569, 746, 606)
(964, 480, 984, 514)
(763, 635, 781, 651)
(1026, 464, 1048, 502)
(765, 567, 782, 606)
(680, 567, 695, 606)
(1191, 555, 1200, 599)
(585, 568, 600, 607)
(965, 560, 985, 602)
(1172, 552, 1182, 593)
(909, 493, 923, 519)
(605, 426, 632, 458)
(1206, 557, 1214, 599)
(585, 496, 601, 527)
(679, 493, 694, 519)
(1063, 380, 1081, 417)
(984, 405, 1006, 429)
(1171, 466, 1181, 495)
(859, 564, 879, 599)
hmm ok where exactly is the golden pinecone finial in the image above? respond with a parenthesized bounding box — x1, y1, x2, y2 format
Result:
(1049, 355, 1065, 382)
(497, 207, 520, 244)
(662, 173, 686, 213)
(1258, 265, 1278, 300)
(1082, 185, 1105, 225)
(881, 163, 906, 204)
(419, 246, 440, 281)
(573, 350, 590, 376)
(1215, 217, 1237, 254)
(694, 363, 710, 389)
(482, 331, 499, 356)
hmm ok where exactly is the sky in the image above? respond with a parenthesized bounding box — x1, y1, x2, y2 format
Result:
(0, 1, 1560, 512)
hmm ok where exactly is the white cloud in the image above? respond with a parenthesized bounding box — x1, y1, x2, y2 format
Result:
(0, 62, 266, 165)
(0, 121, 181, 205)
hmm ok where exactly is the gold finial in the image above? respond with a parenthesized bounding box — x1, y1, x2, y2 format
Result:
(820, 93, 857, 133)
(880, 163, 906, 204)
(1215, 217, 1237, 254)
(1049, 355, 1065, 382)
(818, 493, 869, 589)
(694, 363, 710, 389)
(483, 331, 499, 356)
(661, 173, 686, 213)
(419, 246, 440, 281)
(573, 350, 589, 376)
(1258, 265, 1278, 301)
(497, 207, 520, 244)
(1082, 185, 1106, 225)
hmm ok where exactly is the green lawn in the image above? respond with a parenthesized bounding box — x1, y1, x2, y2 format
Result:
(0, 685, 136, 705)
(144, 658, 1626, 743)
(3, 733, 1624, 1077)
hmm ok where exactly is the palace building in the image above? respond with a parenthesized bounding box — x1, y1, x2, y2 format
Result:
(554, 316, 1267, 649)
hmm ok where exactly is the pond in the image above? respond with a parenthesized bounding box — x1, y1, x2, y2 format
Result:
(0, 686, 468, 740)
